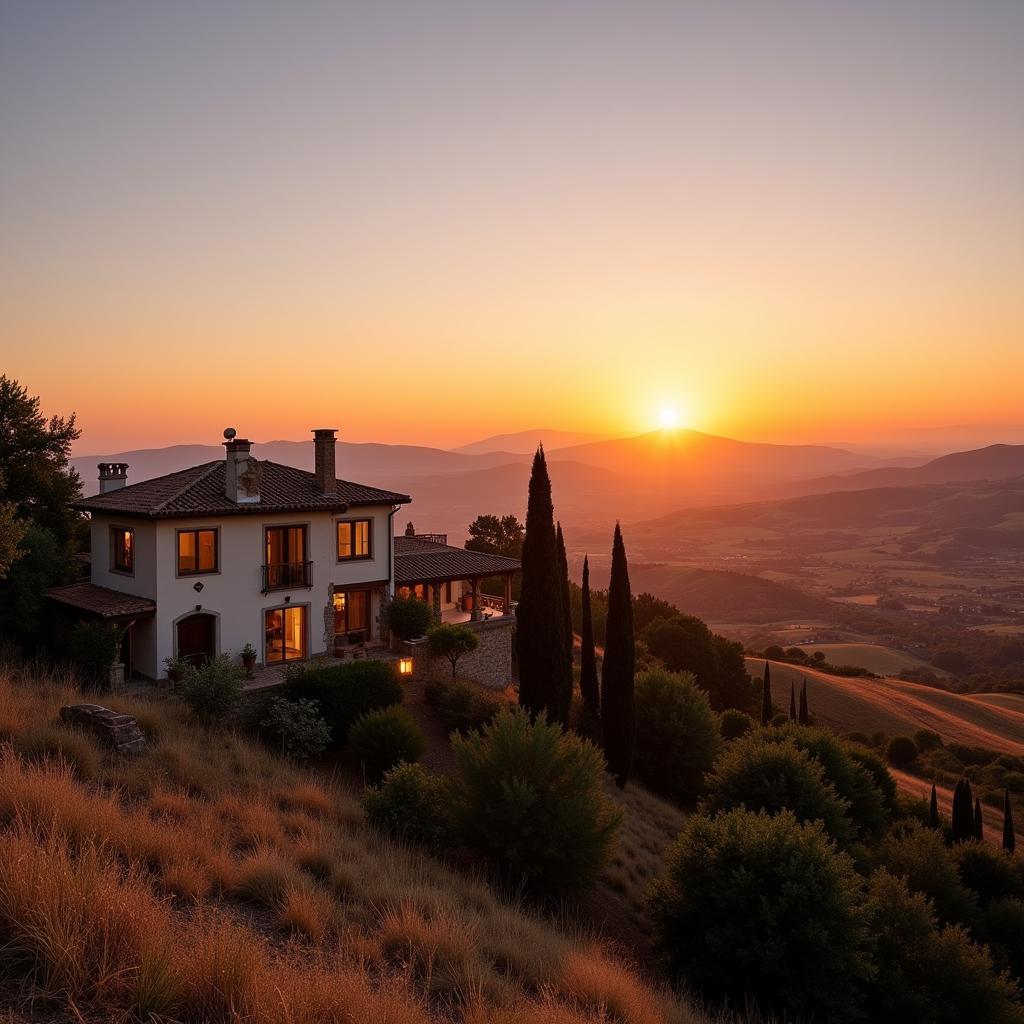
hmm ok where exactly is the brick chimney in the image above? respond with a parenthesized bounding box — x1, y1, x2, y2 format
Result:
(223, 429, 261, 504)
(312, 429, 338, 496)
(97, 463, 128, 493)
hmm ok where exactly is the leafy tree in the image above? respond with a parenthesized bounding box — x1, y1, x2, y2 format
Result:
(760, 661, 772, 725)
(69, 621, 123, 685)
(516, 448, 569, 725)
(0, 376, 83, 554)
(449, 706, 621, 895)
(704, 733, 854, 847)
(888, 735, 919, 765)
(601, 523, 635, 787)
(555, 522, 574, 721)
(385, 596, 433, 640)
(633, 669, 721, 807)
(0, 525, 73, 642)
(404, 521, 416, 536)
(1005, 790, 1017, 854)
(578, 554, 599, 715)
(426, 623, 480, 681)
(650, 809, 872, 1023)
(0, 500, 26, 579)
(632, 592, 680, 631)
(719, 707, 754, 740)
(180, 655, 245, 721)
(466, 514, 524, 558)
(865, 869, 1024, 1024)
(955, 842, 1023, 908)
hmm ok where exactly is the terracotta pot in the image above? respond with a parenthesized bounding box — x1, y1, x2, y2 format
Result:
(242, 653, 256, 679)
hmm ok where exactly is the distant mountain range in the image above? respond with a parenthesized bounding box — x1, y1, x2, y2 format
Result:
(452, 428, 611, 455)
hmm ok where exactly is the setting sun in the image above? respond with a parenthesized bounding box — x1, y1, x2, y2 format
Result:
(659, 407, 681, 430)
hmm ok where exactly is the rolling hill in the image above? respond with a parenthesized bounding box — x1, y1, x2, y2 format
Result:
(453, 428, 610, 454)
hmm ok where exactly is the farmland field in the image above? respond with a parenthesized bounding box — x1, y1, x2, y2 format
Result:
(793, 642, 945, 677)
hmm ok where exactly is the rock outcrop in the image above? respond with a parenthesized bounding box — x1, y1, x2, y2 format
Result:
(59, 703, 147, 756)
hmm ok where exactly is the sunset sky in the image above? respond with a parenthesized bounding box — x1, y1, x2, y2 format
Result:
(1, 2, 1022, 454)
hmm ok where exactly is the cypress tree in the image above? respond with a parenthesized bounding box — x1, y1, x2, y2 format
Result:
(951, 777, 975, 844)
(1003, 789, 1016, 854)
(579, 554, 599, 715)
(516, 447, 565, 723)
(929, 784, 940, 830)
(601, 523, 635, 788)
(554, 522, 574, 726)
(760, 662, 772, 725)
(798, 679, 809, 726)
(974, 798, 984, 842)
(789, 682, 797, 721)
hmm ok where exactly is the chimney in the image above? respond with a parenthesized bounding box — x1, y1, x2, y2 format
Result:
(313, 429, 337, 496)
(98, 463, 128, 493)
(223, 428, 261, 504)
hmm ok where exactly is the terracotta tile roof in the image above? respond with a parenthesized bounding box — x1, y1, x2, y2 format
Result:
(393, 536, 520, 584)
(48, 583, 156, 619)
(72, 461, 410, 519)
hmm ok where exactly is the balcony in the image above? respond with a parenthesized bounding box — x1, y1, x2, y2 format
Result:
(261, 561, 313, 593)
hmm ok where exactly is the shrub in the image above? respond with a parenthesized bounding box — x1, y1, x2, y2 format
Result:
(363, 762, 452, 850)
(649, 809, 872, 1022)
(703, 734, 854, 847)
(887, 735, 919, 765)
(449, 706, 621, 895)
(873, 821, 978, 926)
(915, 729, 944, 752)
(385, 596, 432, 641)
(927, 747, 966, 774)
(865, 869, 1024, 1023)
(69, 621, 123, 685)
(719, 707, 753, 740)
(846, 742, 899, 810)
(260, 697, 331, 760)
(285, 660, 402, 748)
(983, 897, 1024, 987)
(955, 842, 1023, 908)
(180, 655, 244, 721)
(434, 679, 508, 735)
(347, 706, 425, 783)
(764, 724, 891, 840)
(426, 623, 480, 680)
(632, 669, 721, 808)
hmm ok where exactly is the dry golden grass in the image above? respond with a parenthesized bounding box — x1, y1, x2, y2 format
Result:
(0, 658, 720, 1024)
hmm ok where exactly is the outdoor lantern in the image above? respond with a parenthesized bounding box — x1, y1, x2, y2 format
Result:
(399, 657, 414, 677)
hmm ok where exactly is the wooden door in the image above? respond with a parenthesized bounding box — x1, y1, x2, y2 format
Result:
(176, 613, 216, 666)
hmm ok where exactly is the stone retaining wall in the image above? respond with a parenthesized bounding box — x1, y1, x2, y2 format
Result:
(416, 617, 514, 690)
(59, 703, 147, 756)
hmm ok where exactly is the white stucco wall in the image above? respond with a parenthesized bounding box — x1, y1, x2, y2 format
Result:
(91, 504, 396, 678)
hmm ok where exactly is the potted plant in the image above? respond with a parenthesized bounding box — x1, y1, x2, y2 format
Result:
(240, 642, 258, 679)
(164, 654, 187, 688)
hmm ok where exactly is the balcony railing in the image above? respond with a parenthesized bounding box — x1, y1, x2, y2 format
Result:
(262, 561, 313, 593)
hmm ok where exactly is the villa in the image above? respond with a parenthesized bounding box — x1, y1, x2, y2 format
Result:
(48, 429, 520, 685)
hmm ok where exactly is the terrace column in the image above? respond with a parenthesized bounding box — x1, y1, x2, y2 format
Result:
(431, 583, 442, 619)
(470, 578, 482, 621)
(503, 574, 513, 614)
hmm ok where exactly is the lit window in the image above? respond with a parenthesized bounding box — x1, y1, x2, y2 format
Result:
(399, 658, 414, 676)
(337, 518, 372, 560)
(112, 527, 134, 574)
(177, 529, 218, 574)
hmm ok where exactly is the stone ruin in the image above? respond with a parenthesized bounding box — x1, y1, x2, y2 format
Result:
(59, 703, 147, 756)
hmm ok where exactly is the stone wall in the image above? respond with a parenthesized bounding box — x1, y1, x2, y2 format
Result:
(416, 617, 514, 690)
(59, 703, 147, 756)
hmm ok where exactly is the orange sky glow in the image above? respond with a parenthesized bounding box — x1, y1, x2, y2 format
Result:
(1, 3, 1021, 454)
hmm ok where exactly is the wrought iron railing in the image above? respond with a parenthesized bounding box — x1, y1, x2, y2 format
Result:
(413, 533, 448, 546)
(261, 561, 313, 592)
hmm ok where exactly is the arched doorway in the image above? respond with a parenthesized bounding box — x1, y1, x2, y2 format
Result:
(176, 612, 216, 666)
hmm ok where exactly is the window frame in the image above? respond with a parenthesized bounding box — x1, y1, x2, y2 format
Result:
(336, 517, 374, 562)
(110, 525, 135, 576)
(263, 603, 308, 664)
(175, 526, 220, 577)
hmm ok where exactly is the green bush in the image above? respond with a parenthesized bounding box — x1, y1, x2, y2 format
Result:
(180, 655, 244, 720)
(633, 669, 721, 808)
(426, 623, 480, 680)
(955, 842, 1024, 908)
(69, 621, 122, 685)
(364, 762, 452, 850)
(846, 742, 899, 810)
(915, 729, 944, 752)
(926, 747, 966, 775)
(865, 869, 1024, 1023)
(703, 733, 854, 847)
(449, 706, 621, 895)
(888, 735, 919, 766)
(433, 679, 508, 736)
(764, 724, 891, 840)
(385, 596, 433, 640)
(348, 705, 425, 783)
(873, 821, 978, 927)
(649, 809, 872, 1023)
(983, 897, 1024, 987)
(285, 659, 402, 748)
(719, 707, 754, 740)
(260, 697, 331, 760)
